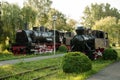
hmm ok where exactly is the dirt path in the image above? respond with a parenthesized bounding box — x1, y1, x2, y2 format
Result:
(87, 61, 120, 80)
(0, 54, 64, 66)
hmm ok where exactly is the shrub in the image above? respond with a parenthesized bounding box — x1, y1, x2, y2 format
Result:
(58, 45, 68, 52)
(103, 48, 118, 60)
(62, 52, 92, 73)
(112, 43, 116, 46)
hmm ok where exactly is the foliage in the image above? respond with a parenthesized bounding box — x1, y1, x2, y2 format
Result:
(93, 16, 120, 44)
(0, 57, 62, 79)
(82, 3, 120, 28)
(66, 19, 77, 31)
(0, 57, 114, 80)
(25, 0, 52, 26)
(1, 0, 76, 47)
(0, 37, 10, 51)
(21, 6, 37, 29)
(103, 48, 118, 60)
(25, 0, 75, 31)
(62, 52, 92, 73)
(1, 2, 37, 44)
(0, 51, 63, 61)
(46, 8, 67, 30)
(1, 2, 21, 41)
(58, 45, 68, 52)
(0, 49, 119, 79)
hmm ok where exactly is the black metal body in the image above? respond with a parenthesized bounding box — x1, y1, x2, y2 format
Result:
(70, 27, 95, 60)
(11, 26, 61, 54)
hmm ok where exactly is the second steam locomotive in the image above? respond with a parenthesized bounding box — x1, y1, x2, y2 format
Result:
(70, 26, 109, 60)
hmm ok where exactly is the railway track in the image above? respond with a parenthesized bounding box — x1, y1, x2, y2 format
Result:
(32, 71, 57, 80)
(0, 65, 59, 80)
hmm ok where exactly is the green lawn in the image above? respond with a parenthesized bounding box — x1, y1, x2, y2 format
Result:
(0, 57, 115, 80)
(116, 49, 120, 59)
(45, 59, 114, 80)
(0, 52, 59, 61)
(0, 57, 61, 79)
(0, 49, 119, 80)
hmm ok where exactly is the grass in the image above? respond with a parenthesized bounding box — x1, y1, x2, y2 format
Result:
(0, 56, 118, 79)
(0, 53, 39, 61)
(0, 57, 61, 79)
(45, 60, 114, 80)
(0, 48, 119, 80)
(0, 51, 63, 61)
(116, 49, 120, 60)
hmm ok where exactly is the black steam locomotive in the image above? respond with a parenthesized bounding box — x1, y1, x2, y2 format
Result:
(70, 26, 109, 60)
(11, 26, 73, 54)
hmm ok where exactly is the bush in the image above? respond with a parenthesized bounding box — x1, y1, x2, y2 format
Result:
(58, 45, 68, 52)
(112, 43, 116, 46)
(103, 48, 118, 60)
(62, 52, 92, 73)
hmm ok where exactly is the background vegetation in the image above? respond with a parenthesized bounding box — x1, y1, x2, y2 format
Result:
(81, 3, 120, 45)
(0, 0, 77, 52)
(0, 1, 120, 52)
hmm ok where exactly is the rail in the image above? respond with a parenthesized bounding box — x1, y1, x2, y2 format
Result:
(0, 65, 59, 80)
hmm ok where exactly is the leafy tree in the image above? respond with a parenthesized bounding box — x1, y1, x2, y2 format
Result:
(93, 16, 120, 44)
(66, 19, 77, 31)
(55, 12, 67, 30)
(0, 1, 3, 41)
(45, 8, 55, 29)
(1, 1, 37, 43)
(46, 8, 67, 30)
(82, 3, 120, 28)
(25, 0, 52, 26)
(24, 0, 75, 31)
(1, 2, 21, 41)
(21, 6, 37, 29)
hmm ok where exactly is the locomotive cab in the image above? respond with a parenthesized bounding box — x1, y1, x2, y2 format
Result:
(92, 30, 109, 49)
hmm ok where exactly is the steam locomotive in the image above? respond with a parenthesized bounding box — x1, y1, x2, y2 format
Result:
(10, 26, 74, 54)
(70, 26, 109, 60)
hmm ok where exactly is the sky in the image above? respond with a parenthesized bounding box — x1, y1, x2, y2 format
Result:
(2, 0, 120, 22)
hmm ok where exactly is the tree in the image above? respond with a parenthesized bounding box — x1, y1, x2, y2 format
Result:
(1, 2, 21, 41)
(1, 1, 37, 42)
(24, 0, 75, 31)
(55, 12, 67, 30)
(93, 16, 119, 44)
(46, 8, 67, 31)
(21, 6, 37, 29)
(25, 0, 52, 26)
(82, 3, 120, 28)
(66, 19, 77, 31)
